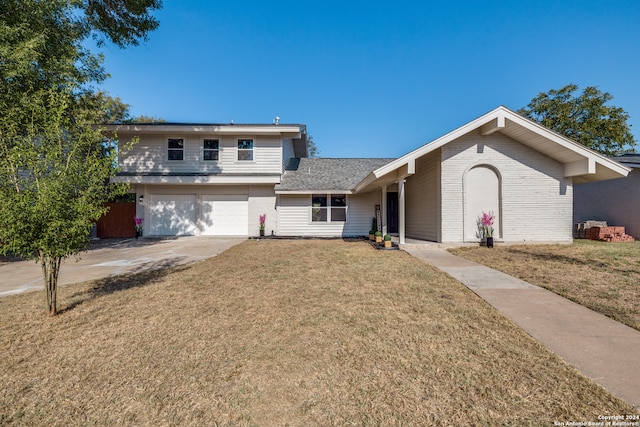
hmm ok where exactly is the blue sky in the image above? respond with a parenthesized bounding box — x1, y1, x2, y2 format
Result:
(93, 0, 640, 158)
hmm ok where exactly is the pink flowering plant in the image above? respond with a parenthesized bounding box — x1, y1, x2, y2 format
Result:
(478, 211, 495, 238)
(259, 214, 266, 231)
(134, 217, 144, 232)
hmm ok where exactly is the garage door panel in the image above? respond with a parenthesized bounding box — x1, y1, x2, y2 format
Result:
(149, 195, 197, 236)
(202, 195, 248, 236)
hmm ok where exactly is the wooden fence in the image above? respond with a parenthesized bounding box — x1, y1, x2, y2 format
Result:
(96, 202, 136, 238)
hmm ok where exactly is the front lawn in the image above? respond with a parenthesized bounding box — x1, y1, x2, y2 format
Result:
(0, 240, 635, 425)
(449, 240, 640, 331)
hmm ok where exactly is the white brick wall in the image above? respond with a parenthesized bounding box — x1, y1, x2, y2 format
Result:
(405, 149, 440, 241)
(439, 130, 573, 243)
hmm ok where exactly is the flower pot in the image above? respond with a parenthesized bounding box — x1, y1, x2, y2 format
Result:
(375, 236, 382, 243)
(384, 240, 392, 248)
(259, 229, 265, 237)
(486, 237, 494, 248)
(369, 234, 375, 241)
(135, 230, 142, 239)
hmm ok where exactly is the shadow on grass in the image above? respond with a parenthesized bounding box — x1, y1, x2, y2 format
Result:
(58, 258, 190, 315)
(503, 247, 639, 275)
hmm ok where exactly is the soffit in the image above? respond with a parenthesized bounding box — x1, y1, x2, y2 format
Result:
(355, 106, 629, 191)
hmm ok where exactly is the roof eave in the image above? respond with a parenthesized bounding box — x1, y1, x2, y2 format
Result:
(361, 106, 631, 188)
(275, 189, 354, 195)
(103, 123, 303, 138)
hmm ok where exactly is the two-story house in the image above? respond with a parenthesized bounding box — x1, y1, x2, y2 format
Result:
(109, 122, 308, 237)
(107, 107, 630, 244)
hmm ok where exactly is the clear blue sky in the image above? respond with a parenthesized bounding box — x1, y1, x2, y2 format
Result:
(93, 0, 640, 158)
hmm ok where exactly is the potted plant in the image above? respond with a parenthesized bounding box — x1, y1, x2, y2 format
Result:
(134, 217, 144, 239)
(480, 211, 495, 248)
(259, 213, 266, 237)
(383, 234, 392, 248)
(375, 231, 382, 243)
(369, 217, 377, 240)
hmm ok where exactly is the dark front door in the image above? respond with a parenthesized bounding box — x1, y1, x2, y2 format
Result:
(387, 192, 399, 234)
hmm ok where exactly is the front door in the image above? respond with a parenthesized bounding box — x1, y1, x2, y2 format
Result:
(387, 192, 399, 234)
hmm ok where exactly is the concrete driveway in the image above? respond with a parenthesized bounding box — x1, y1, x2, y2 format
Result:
(0, 237, 244, 297)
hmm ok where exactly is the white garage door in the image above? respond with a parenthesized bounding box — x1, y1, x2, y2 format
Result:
(148, 194, 197, 236)
(201, 195, 248, 236)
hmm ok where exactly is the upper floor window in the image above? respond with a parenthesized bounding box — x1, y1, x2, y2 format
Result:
(237, 139, 254, 161)
(168, 138, 184, 161)
(203, 139, 219, 161)
(312, 194, 347, 222)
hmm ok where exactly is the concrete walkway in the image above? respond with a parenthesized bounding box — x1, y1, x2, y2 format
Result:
(404, 246, 640, 409)
(0, 237, 244, 297)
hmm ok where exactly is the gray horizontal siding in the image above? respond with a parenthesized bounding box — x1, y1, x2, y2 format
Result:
(119, 134, 283, 175)
(277, 193, 379, 237)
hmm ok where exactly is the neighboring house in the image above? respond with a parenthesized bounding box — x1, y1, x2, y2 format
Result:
(574, 154, 640, 238)
(107, 106, 629, 244)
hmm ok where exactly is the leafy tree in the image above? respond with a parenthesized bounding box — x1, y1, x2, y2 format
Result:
(307, 134, 320, 158)
(79, 91, 132, 124)
(518, 84, 636, 156)
(0, 88, 132, 314)
(79, 92, 167, 124)
(0, 0, 161, 315)
(129, 115, 167, 124)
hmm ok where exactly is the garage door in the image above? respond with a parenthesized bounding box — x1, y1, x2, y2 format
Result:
(201, 195, 248, 236)
(148, 194, 197, 236)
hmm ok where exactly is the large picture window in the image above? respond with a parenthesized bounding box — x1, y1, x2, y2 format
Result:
(168, 138, 184, 161)
(312, 194, 347, 222)
(237, 139, 253, 161)
(203, 139, 219, 161)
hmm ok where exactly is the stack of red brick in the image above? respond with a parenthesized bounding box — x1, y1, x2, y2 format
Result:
(586, 226, 635, 242)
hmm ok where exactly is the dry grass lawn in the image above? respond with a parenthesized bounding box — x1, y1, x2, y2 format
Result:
(1, 239, 636, 426)
(450, 240, 640, 331)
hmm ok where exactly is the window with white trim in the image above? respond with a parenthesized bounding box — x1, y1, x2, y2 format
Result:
(237, 139, 253, 161)
(203, 139, 219, 161)
(312, 194, 347, 222)
(168, 138, 184, 161)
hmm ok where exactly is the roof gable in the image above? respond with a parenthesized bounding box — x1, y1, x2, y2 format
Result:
(355, 106, 630, 192)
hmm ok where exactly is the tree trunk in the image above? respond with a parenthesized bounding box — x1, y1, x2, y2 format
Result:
(40, 253, 62, 316)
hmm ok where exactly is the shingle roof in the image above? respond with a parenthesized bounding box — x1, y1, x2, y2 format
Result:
(276, 158, 394, 192)
(613, 154, 640, 168)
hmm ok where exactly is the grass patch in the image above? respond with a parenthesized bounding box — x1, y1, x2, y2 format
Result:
(450, 240, 640, 331)
(1, 240, 635, 425)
